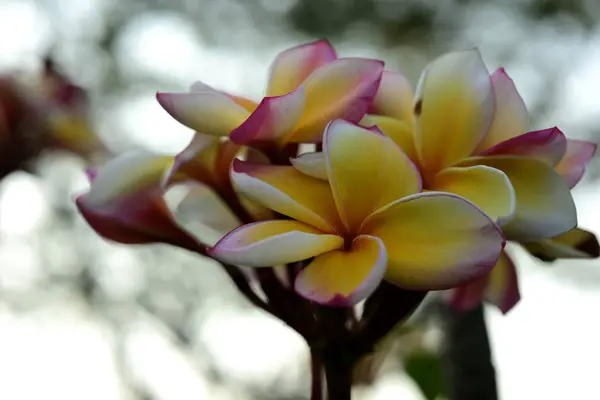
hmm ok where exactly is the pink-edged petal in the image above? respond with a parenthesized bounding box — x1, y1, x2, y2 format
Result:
(289, 58, 385, 143)
(414, 49, 493, 172)
(461, 156, 577, 241)
(444, 273, 490, 312)
(555, 139, 597, 188)
(229, 87, 306, 145)
(368, 71, 414, 123)
(231, 159, 342, 233)
(76, 152, 204, 253)
(522, 227, 600, 262)
(476, 68, 529, 151)
(164, 133, 241, 190)
(479, 127, 566, 166)
(208, 220, 344, 267)
(485, 251, 520, 314)
(189, 81, 258, 112)
(324, 120, 421, 232)
(266, 39, 337, 97)
(361, 192, 504, 290)
(294, 235, 387, 306)
(290, 151, 327, 180)
(431, 165, 516, 225)
(156, 91, 250, 136)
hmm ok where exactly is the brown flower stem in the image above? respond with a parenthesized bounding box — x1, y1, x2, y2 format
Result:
(322, 348, 353, 400)
(439, 302, 498, 400)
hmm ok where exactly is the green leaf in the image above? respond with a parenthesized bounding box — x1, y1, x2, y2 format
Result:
(404, 350, 447, 400)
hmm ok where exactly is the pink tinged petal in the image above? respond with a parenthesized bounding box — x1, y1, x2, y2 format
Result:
(229, 87, 306, 145)
(156, 91, 249, 136)
(522, 227, 600, 262)
(290, 58, 385, 143)
(444, 273, 490, 312)
(189, 81, 258, 112)
(266, 39, 337, 97)
(461, 156, 577, 241)
(368, 71, 414, 123)
(77, 152, 204, 253)
(208, 220, 344, 267)
(431, 165, 516, 225)
(230, 159, 342, 233)
(414, 49, 494, 172)
(294, 235, 387, 306)
(85, 167, 98, 182)
(485, 251, 520, 314)
(479, 127, 567, 166)
(476, 68, 529, 151)
(291, 151, 327, 180)
(555, 139, 597, 188)
(361, 192, 505, 290)
(324, 120, 421, 232)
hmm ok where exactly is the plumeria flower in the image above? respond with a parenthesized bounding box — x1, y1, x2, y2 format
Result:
(364, 49, 597, 313)
(156, 40, 384, 146)
(208, 119, 505, 306)
(76, 133, 259, 250)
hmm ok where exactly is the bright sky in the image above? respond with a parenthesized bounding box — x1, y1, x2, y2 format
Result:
(1, 1, 600, 399)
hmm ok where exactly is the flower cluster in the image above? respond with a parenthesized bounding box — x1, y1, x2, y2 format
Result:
(76, 40, 597, 319)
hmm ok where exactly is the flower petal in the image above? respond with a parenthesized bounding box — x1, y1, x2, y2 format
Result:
(266, 39, 337, 97)
(189, 81, 258, 112)
(414, 49, 493, 172)
(324, 120, 421, 232)
(431, 165, 516, 224)
(476, 68, 528, 151)
(368, 71, 414, 123)
(367, 115, 418, 162)
(231, 159, 342, 233)
(229, 86, 306, 145)
(361, 192, 504, 290)
(208, 220, 344, 266)
(291, 151, 328, 180)
(444, 273, 490, 313)
(290, 58, 385, 142)
(461, 156, 577, 241)
(156, 91, 249, 136)
(294, 235, 387, 306)
(76, 152, 204, 252)
(555, 139, 597, 188)
(485, 251, 520, 314)
(522, 227, 600, 262)
(479, 127, 566, 166)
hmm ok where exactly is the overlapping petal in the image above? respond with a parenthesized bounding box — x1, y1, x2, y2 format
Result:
(522, 228, 600, 261)
(414, 49, 493, 172)
(156, 91, 250, 136)
(361, 192, 504, 290)
(445, 273, 490, 313)
(291, 151, 328, 180)
(76, 152, 204, 253)
(480, 127, 567, 166)
(231, 159, 342, 233)
(368, 71, 414, 123)
(485, 251, 520, 314)
(367, 115, 418, 162)
(229, 87, 306, 145)
(324, 120, 421, 232)
(209, 220, 344, 266)
(461, 156, 577, 241)
(555, 139, 597, 188)
(476, 68, 528, 151)
(294, 235, 387, 306)
(289, 58, 384, 142)
(266, 39, 337, 97)
(189, 81, 258, 112)
(431, 165, 516, 224)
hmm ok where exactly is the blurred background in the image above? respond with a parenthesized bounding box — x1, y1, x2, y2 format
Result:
(1, 0, 600, 398)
